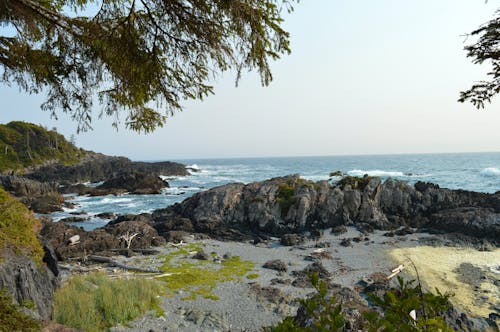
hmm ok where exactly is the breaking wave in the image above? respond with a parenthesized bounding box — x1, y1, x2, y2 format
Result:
(347, 169, 406, 177)
(480, 167, 500, 177)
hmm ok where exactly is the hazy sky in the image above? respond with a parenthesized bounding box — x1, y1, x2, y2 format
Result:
(1, 0, 500, 160)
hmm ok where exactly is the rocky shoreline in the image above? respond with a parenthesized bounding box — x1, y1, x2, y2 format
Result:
(55, 228, 499, 331)
(1, 166, 500, 330)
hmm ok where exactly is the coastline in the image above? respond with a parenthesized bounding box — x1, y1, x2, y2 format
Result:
(77, 227, 497, 331)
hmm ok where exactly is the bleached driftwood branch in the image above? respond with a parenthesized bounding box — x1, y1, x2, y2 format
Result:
(386, 264, 405, 280)
(118, 231, 139, 249)
(88, 255, 160, 273)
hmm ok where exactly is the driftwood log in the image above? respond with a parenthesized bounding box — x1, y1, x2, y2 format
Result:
(109, 248, 160, 255)
(88, 255, 160, 273)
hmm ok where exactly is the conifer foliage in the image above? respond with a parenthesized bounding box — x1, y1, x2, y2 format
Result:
(0, 0, 294, 132)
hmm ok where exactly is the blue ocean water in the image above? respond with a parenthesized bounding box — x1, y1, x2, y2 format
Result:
(51, 152, 500, 230)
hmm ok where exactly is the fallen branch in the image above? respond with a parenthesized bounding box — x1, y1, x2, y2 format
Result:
(386, 264, 405, 280)
(87, 255, 161, 273)
(58, 264, 102, 273)
(109, 248, 160, 255)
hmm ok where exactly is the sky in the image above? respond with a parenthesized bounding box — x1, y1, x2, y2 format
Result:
(1, 0, 500, 160)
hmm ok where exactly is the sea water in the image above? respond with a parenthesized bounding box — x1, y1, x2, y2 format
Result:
(50, 152, 500, 230)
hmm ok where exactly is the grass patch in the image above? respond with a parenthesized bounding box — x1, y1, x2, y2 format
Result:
(0, 288, 41, 332)
(159, 245, 255, 300)
(53, 272, 164, 332)
(0, 188, 44, 264)
(246, 273, 259, 279)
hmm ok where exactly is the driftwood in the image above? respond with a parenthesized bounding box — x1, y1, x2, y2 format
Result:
(109, 248, 160, 255)
(386, 264, 405, 280)
(88, 255, 161, 273)
(58, 264, 103, 273)
(68, 235, 80, 246)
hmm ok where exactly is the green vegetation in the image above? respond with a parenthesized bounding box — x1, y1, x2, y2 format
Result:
(1, 1, 295, 132)
(264, 273, 345, 331)
(365, 276, 453, 331)
(159, 244, 255, 300)
(53, 272, 164, 332)
(277, 182, 296, 218)
(267, 274, 454, 332)
(247, 273, 260, 279)
(0, 121, 87, 172)
(0, 288, 41, 332)
(277, 178, 316, 218)
(336, 175, 374, 190)
(0, 188, 44, 264)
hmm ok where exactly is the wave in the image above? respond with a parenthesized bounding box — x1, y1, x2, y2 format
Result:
(347, 169, 406, 177)
(101, 197, 131, 204)
(480, 167, 500, 177)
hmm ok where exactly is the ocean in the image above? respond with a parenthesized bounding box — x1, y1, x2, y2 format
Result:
(50, 152, 500, 230)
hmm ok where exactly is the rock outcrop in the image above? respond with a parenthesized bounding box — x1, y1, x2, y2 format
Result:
(0, 175, 64, 213)
(25, 154, 189, 185)
(40, 218, 165, 260)
(0, 249, 58, 320)
(151, 175, 500, 243)
(61, 171, 169, 196)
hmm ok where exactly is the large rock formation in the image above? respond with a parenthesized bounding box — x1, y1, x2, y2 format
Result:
(0, 175, 64, 213)
(61, 171, 169, 196)
(0, 247, 59, 320)
(151, 175, 500, 243)
(41, 217, 165, 260)
(25, 154, 189, 185)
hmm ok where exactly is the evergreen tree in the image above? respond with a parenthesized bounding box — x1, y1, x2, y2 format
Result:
(0, 0, 294, 132)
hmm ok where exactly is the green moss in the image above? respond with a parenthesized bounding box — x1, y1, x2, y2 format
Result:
(246, 273, 259, 279)
(21, 299, 35, 310)
(159, 245, 255, 300)
(277, 178, 316, 218)
(0, 121, 89, 173)
(53, 272, 164, 332)
(0, 188, 44, 264)
(0, 288, 41, 332)
(336, 175, 374, 190)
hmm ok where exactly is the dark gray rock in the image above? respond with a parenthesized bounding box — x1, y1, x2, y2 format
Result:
(60, 216, 88, 223)
(280, 233, 306, 246)
(0, 253, 57, 320)
(25, 154, 189, 184)
(263, 259, 288, 272)
(150, 175, 500, 244)
(192, 250, 210, 260)
(0, 175, 65, 213)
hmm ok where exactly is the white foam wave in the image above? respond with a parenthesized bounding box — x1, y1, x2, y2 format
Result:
(301, 175, 329, 182)
(480, 167, 500, 177)
(187, 164, 200, 170)
(347, 169, 405, 177)
(101, 197, 131, 204)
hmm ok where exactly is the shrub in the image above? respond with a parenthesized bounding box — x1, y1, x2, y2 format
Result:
(365, 276, 454, 331)
(264, 273, 345, 331)
(266, 274, 455, 332)
(53, 272, 164, 331)
(0, 288, 41, 332)
(0, 188, 44, 264)
(336, 175, 374, 190)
